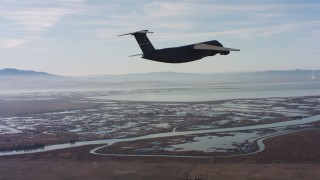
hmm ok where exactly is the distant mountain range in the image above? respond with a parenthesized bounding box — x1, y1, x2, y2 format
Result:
(0, 68, 53, 76)
(0, 68, 319, 90)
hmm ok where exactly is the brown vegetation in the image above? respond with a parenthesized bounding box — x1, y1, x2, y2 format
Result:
(1, 129, 320, 179)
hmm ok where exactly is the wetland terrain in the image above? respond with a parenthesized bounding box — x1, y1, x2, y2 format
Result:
(1, 81, 320, 179)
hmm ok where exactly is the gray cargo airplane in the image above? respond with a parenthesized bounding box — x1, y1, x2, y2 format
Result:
(118, 30, 239, 63)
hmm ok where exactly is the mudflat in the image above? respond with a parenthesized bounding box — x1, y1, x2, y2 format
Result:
(1, 129, 320, 180)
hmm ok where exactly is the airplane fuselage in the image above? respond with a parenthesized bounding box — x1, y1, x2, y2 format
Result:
(142, 40, 228, 63)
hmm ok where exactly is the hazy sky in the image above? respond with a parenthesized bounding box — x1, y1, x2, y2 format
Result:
(1, 0, 320, 75)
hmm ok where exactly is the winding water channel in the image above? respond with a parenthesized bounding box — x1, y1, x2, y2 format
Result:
(1, 114, 320, 157)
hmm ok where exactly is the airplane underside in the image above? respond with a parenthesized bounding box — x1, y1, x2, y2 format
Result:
(143, 45, 219, 63)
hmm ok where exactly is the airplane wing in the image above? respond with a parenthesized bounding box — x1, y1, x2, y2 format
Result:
(194, 44, 240, 52)
(118, 30, 153, 36)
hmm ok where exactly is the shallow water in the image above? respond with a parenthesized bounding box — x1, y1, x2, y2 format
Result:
(164, 131, 259, 152)
(93, 81, 320, 102)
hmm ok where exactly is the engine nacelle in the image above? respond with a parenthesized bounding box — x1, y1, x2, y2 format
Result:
(220, 51, 230, 55)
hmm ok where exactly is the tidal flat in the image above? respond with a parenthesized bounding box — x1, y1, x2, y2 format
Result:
(0, 91, 320, 156)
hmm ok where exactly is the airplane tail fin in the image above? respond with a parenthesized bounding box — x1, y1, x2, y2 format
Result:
(118, 30, 155, 55)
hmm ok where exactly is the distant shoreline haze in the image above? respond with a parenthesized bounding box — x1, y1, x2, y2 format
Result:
(0, 68, 319, 78)
(0, 68, 319, 90)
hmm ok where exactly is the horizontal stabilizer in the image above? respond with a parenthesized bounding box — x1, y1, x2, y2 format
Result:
(129, 53, 143, 57)
(118, 30, 153, 36)
(194, 44, 240, 52)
